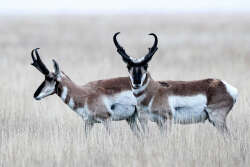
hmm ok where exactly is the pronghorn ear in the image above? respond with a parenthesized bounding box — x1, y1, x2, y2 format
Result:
(52, 59, 60, 75)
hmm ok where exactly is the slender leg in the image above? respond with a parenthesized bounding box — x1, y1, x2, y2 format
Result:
(126, 114, 141, 138)
(138, 112, 149, 135)
(153, 110, 171, 136)
(209, 117, 230, 135)
(156, 118, 168, 136)
(84, 121, 94, 138)
(207, 107, 231, 137)
(103, 120, 111, 135)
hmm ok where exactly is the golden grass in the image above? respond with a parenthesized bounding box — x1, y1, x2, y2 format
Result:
(0, 14, 250, 167)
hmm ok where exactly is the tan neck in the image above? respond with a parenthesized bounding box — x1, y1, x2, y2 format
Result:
(56, 74, 85, 110)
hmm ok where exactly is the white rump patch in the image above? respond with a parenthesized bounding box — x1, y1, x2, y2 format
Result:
(103, 91, 137, 121)
(168, 94, 208, 124)
(61, 86, 68, 101)
(222, 80, 238, 102)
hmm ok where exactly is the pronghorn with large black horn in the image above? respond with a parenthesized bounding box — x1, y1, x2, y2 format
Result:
(114, 32, 238, 135)
(31, 48, 141, 137)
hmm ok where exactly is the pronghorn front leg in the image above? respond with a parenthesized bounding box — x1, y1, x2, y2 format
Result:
(137, 111, 149, 135)
(84, 121, 94, 138)
(103, 120, 111, 135)
(126, 106, 141, 137)
(153, 109, 172, 135)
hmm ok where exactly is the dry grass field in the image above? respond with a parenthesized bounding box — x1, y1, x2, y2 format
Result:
(0, 14, 250, 167)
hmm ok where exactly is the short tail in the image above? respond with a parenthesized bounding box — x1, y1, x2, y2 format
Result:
(222, 81, 238, 103)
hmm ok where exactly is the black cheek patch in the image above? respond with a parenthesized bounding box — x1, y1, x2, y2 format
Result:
(34, 81, 45, 98)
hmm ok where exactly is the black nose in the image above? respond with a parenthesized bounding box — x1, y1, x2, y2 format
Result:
(133, 76, 141, 85)
(134, 81, 141, 85)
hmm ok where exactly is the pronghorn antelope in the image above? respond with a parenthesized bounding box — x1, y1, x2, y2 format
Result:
(114, 32, 238, 135)
(30, 48, 141, 136)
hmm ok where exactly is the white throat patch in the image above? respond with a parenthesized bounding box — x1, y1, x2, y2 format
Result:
(61, 86, 68, 101)
(68, 97, 75, 109)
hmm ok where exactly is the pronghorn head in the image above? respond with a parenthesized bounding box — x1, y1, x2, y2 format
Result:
(113, 32, 158, 88)
(31, 48, 61, 100)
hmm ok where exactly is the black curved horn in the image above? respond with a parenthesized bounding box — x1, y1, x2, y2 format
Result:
(139, 33, 158, 65)
(113, 32, 133, 64)
(31, 48, 50, 75)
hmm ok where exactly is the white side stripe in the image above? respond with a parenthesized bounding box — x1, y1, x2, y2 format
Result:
(168, 94, 207, 111)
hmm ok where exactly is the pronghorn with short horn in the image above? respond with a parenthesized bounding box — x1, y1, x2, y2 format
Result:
(114, 32, 238, 135)
(30, 48, 141, 137)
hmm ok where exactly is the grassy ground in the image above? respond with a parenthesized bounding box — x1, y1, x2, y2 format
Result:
(0, 14, 250, 167)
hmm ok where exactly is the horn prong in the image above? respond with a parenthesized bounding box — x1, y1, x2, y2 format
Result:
(31, 49, 36, 65)
(34, 48, 41, 60)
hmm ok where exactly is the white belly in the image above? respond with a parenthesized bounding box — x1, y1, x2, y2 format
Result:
(110, 103, 135, 121)
(168, 94, 208, 124)
(148, 112, 165, 122)
(103, 91, 137, 121)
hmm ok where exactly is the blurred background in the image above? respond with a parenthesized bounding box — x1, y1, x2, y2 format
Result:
(1, 0, 250, 14)
(0, 1, 250, 167)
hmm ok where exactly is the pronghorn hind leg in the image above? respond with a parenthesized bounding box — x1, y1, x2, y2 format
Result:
(207, 107, 231, 136)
